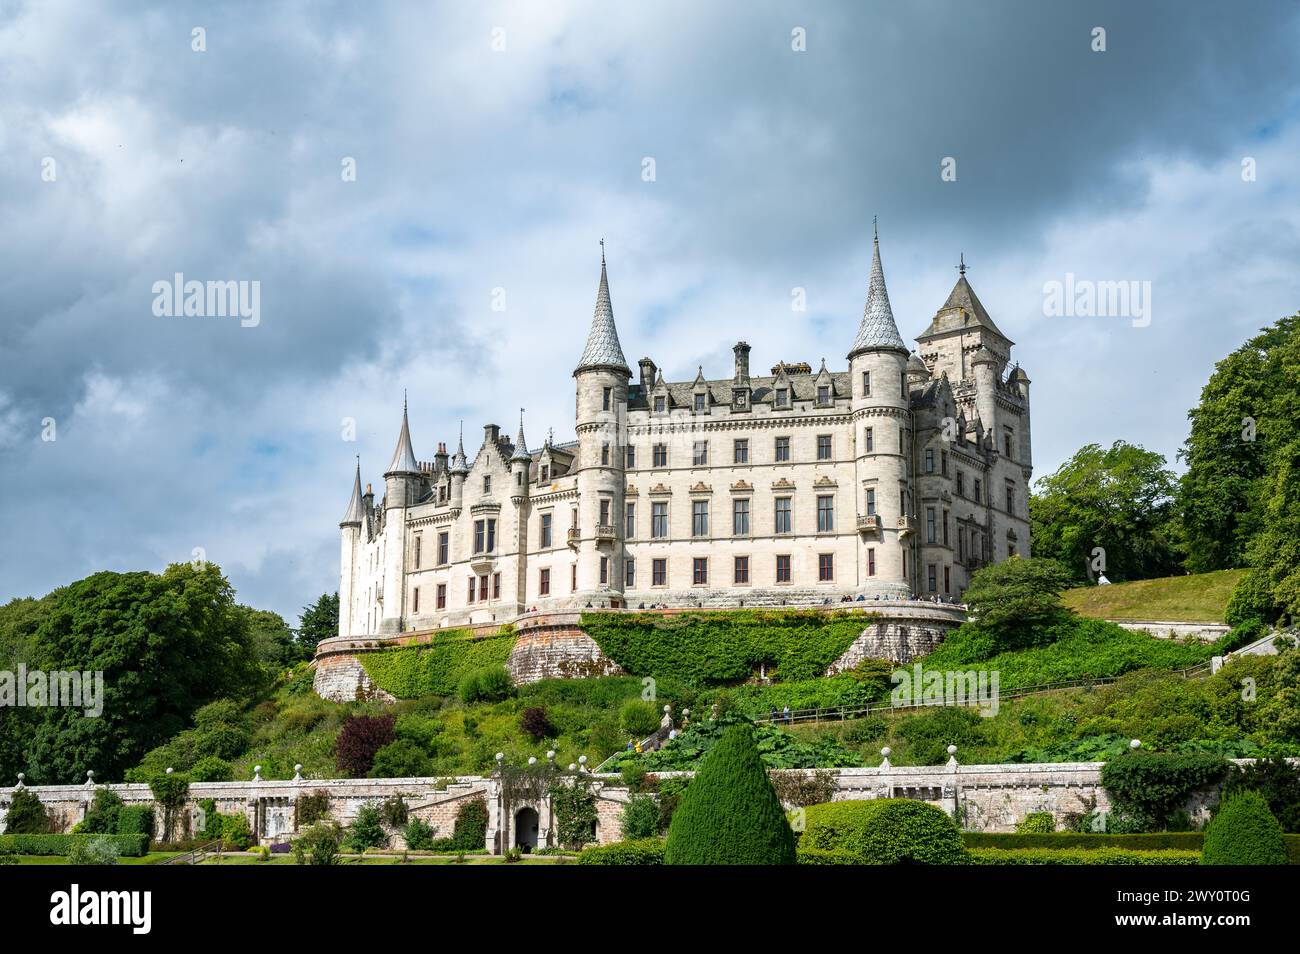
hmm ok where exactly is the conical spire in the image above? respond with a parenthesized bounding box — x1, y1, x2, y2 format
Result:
(511, 409, 531, 463)
(449, 421, 470, 475)
(575, 244, 631, 376)
(848, 219, 907, 358)
(340, 457, 364, 526)
(386, 394, 420, 475)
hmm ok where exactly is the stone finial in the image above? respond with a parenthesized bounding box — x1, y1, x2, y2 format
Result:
(85, 770, 95, 785)
(546, 751, 556, 762)
(527, 757, 537, 766)
(568, 764, 577, 772)
(578, 755, 588, 773)
(15, 773, 25, 788)
(495, 752, 505, 762)
(293, 764, 303, 782)
(1130, 739, 1141, 750)
(879, 747, 892, 769)
(946, 745, 958, 769)
(663, 704, 671, 713)
(253, 765, 263, 782)
(165, 767, 174, 775)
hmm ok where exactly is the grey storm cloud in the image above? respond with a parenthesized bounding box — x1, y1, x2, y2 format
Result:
(1, 0, 1299, 619)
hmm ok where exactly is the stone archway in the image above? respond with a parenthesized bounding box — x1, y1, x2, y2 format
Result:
(514, 807, 539, 852)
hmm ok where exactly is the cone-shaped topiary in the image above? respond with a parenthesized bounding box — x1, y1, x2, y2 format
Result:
(1201, 790, 1288, 865)
(664, 723, 796, 865)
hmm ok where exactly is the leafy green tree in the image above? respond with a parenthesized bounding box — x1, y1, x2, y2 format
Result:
(297, 593, 339, 654)
(664, 723, 795, 865)
(1178, 315, 1299, 574)
(1262, 640, 1300, 744)
(620, 794, 661, 840)
(1223, 756, 1300, 832)
(1029, 441, 1181, 584)
(242, 606, 311, 670)
(960, 557, 1072, 651)
(347, 802, 388, 851)
(18, 563, 263, 784)
(4, 788, 52, 833)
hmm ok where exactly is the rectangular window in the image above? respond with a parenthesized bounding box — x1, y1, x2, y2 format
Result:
(493, 572, 501, 599)
(601, 443, 610, 465)
(540, 465, 550, 483)
(733, 439, 749, 464)
(775, 436, 790, 462)
(817, 495, 834, 532)
(599, 498, 611, 526)
(925, 449, 934, 473)
(865, 427, 874, 452)
(625, 558, 636, 588)
(571, 565, 577, 592)
(693, 558, 708, 584)
(926, 507, 936, 544)
(653, 443, 668, 467)
(958, 527, 966, 560)
(474, 519, 485, 554)
(539, 569, 550, 597)
(943, 509, 950, 546)
(651, 501, 668, 538)
(486, 519, 496, 552)
(775, 554, 791, 583)
(625, 501, 636, 539)
(1006, 483, 1015, 516)
(734, 555, 749, 584)
(956, 471, 964, 497)
(817, 385, 829, 405)
(733, 498, 750, 536)
(626, 444, 636, 468)
(652, 558, 667, 586)
(928, 564, 938, 593)
(866, 488, 877, 516)
(468, 577, 476, 603)
(944, 565, 951, 593)
(438, 532, 449, 565)
(436, 583, 447, 609)
(693, 441, 708, 466)
(775, 388, 788, 407)
(818, 553, 834, 582)
(479, 574, 489, 601)
(867, 548, 876, 576)
(817, 434, 832, 460)
(694, 393, 706, 412)
(413, 587, 420, 613)
(414, 535, 422, 569)
(484, 475, 491, 495)
(600, 556, 608, 585)
(692, 500, 709, 537)
(1004, 430, 1014, 458)
(541, 513, 552, 549)
(973, 478, 982, 503)
(603, 387, 611, 411)
(862, 371, 871, 396)
(775, 497, 792, 534)
(941, 451, 949, 477)
(898, 429, 905, 454)
(654, 395, 666, 413)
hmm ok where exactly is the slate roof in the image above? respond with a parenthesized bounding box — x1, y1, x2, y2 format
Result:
(917, 274, 1012, 344)
(575, 255, 631, 375)
(848, 232, 907, 357)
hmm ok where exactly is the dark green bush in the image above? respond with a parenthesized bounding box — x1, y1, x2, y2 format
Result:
(4, 788, 52, 834)
(664, 724, 795, 865)
(1101, 751, 1229, 832)
(620, 794, 661, 840)
(796, 847, 861, 865)
(293, 822, 342, 865)
(346, 802, 387, 852)
(1202, 791, 1288, 865)
(1016, 812, 1056, 834)
(576, 838, 665, 865)
(402, 818, 435, 850)
(116, 805, 155, 840)
(458, 666, 515, 704)
(1222, 756, 1300, 832)
(450, 797, 488, 851)
(369, 739, 432, 778)
(618, 699, 661, 738)
(1225, 570, 1282, 629)
(801, 799, 967, 865)
(79, 789, 123, 834)
(0, 833, 148, 857)
(190, 756, 235, 782)
(971, 847, 1199, 865)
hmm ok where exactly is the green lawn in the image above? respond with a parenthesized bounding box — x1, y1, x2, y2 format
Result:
(198, 852, 570, 866)
(1061, 568, 1244, 623)
(9, 852, 182, 866)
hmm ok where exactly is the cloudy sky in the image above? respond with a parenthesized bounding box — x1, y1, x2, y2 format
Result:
(2, 0, 1299, 621)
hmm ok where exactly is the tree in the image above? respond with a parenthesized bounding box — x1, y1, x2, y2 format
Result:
(297, 593, 339, 654)
(242, 606, 311, 671)
(519, 706, 556, 741)
(335, 714, 396, 777)
(664, 723, 795, 865)
(1029, 441, 1181, 584)
(960, 557, 1072, 651)
(17, 563, 263, 784)
(1201, 791, 1288, 865)
(1222, 756, 1300, 832)
(3, 788, 52, 834)
(620, 794, 661, 840)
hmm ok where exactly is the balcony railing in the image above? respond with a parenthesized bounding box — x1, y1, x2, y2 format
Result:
(856, 514, 881, 533)
(567, 527, 581, 549)
(897, 515, 916, 536)
(594, 524, 617, 543)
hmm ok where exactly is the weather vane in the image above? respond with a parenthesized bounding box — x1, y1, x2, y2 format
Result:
(957, 253, 968, 277)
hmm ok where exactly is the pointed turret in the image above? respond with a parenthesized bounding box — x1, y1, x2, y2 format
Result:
(449, 423, 470, 475)
(574, 247, 631, 376)
(511, 410, 531, 463)
(385, 396, 420, 476)
(340, 458, 364, 526)
(848, 221, 908, 358)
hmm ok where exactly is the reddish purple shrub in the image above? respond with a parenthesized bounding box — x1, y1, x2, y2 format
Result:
(335, 714, 396, 777)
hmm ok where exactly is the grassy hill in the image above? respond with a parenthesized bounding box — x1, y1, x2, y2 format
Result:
(1060, 569, 1244, 623)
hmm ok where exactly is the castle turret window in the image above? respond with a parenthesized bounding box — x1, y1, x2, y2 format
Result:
(924, 449, 934, 473)
(600, 557, 608, 585)
(862, 371, 871, 396)
(601, 443, 609, 465)
(600, 498, 611, 525)
(866, 488, 876, 516)
(413, 587, 420, 613)
(867, 548, 876, 576)
(926, 507, 936, 543)
(603, 387, 612, 411)
(865, 427, 874, 452)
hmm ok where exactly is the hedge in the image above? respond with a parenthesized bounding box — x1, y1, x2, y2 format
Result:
(576, 838, 666, 865)
(0, 833, 149, 857)
(801, 799, 967, 865)
(796, 847, 861, 865)
(358, 630, 515, 698)
(116, 806, 155, 839)
(970, 847, 1201, 865)
(963, 832, 1300, 864)
(579, 610, 876, 686)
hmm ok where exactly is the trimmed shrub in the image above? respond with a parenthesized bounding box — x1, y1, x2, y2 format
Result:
(4, 788, 52, 834)
(1202, 791, 1288, 865)
(620, 794, 661, 840)
(0, 833, 148, 857)
(664, 724, 796, 865)
(801, 799, 968, 865)
(1016, 812, 1056, 834)
(335, 714, 396, 777)
(79, 789, 124, 834)
(190, 756, 235, 782)
(1222, 756, 1300, 832)
(619, 699, 660, 738)
(347, 802, 388, 852)
(450, 797, 489, 851)
(402, 818, 435, 851)
(116, 805, 155, 840)
(796, 847, 861, 865)
(458, 666, 515, 704)
(963, 832, 1206, 851)
(577, 838, 665, 865)
(971, 847, 1199, 865)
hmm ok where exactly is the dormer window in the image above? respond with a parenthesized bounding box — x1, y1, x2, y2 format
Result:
(776, 389, 788, 408)
(817, 385, 830, 406)
(694, 393, 706, 412)
(654, 396, 666, 413)
(540, 465, 549, 482)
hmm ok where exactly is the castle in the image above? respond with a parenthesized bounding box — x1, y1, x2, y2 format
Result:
(337, 228, 1032, 637)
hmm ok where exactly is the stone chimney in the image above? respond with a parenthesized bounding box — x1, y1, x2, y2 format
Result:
(639, 357, 657, 393)
(733, 341, 751, 385)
